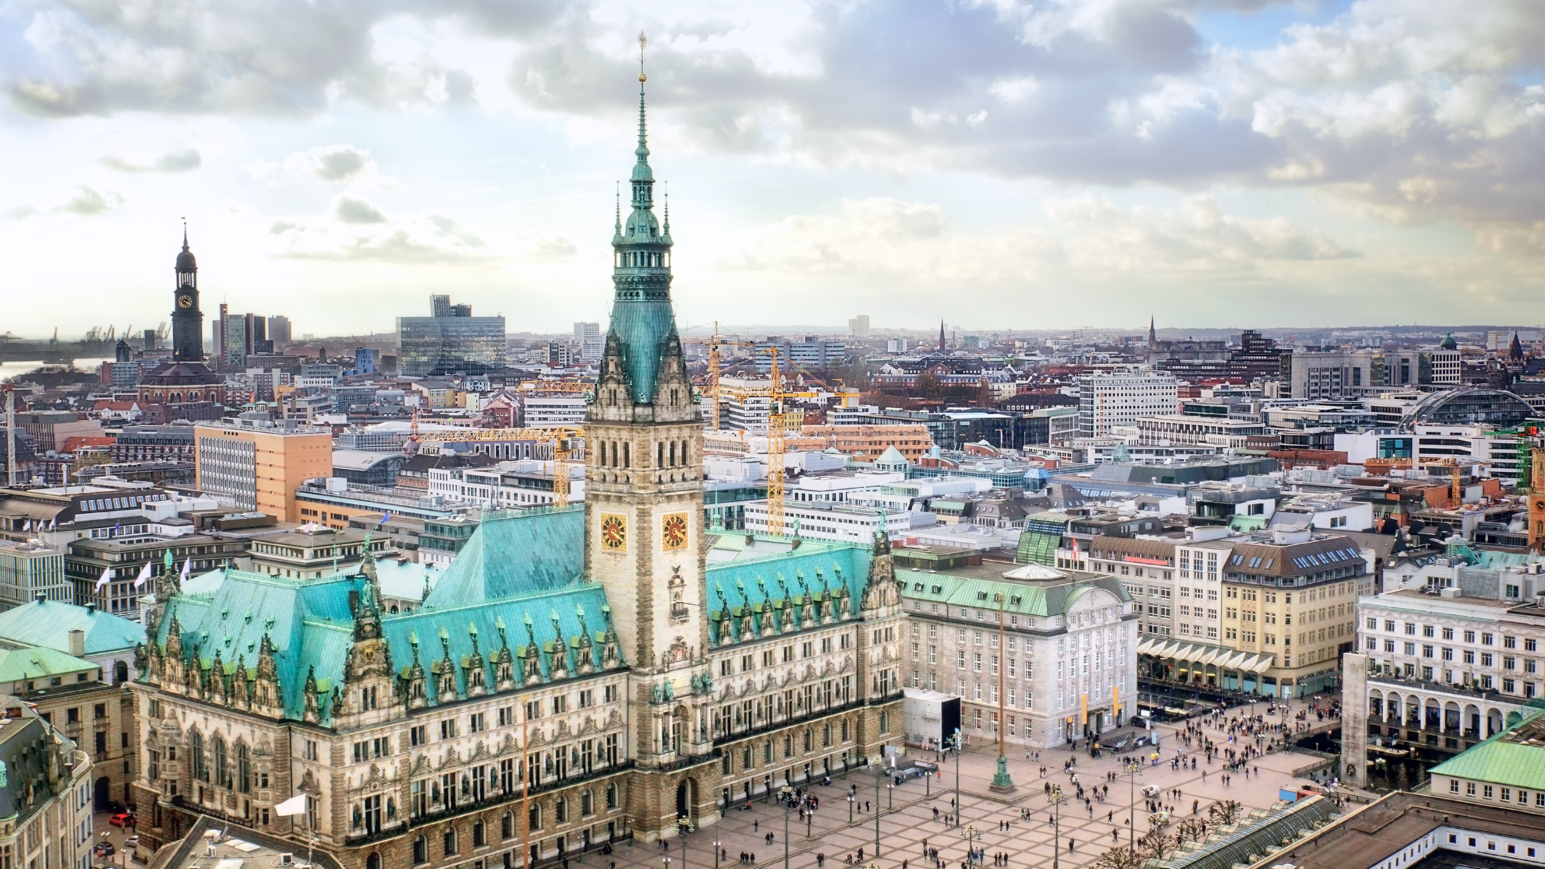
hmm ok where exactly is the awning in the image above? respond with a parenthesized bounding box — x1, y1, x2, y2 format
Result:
(1240, 653, 1274, 674)
(1137, 638, 1163, 656)
(1197, 649, 1224, 668)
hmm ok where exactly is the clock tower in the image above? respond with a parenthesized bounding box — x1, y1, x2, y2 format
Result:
(171, 223, 204, 362)
(585, 34, 716, 837)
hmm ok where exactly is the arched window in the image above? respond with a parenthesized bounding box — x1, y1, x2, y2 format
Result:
(529, 804, 542, 830)
(189, 730, 206, 781)
(114, 661, 129, 684)
(366, 854, 382, 869)
(413, 837, 428, 865)
(213, 736, 227, 787)
(501, 811, 515, 840)
(443, 827, 458, 857)
(473, 820, 486, 848)
(581, 789, 593, 816)
(556, 797, 568, 823)
(236, 742, 250, 792)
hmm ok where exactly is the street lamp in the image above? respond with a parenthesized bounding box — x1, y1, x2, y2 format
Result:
(781, 786, 793, 869)
(960, 823, 979, 868)
(887, 781, 894, 810)
(847, 793, 855, 824)
(873, 763, 884, 858)
(951, 728, 963, 827)
(1047, 784, 1068, 869)
(1122, 756, 1144, 855)
(714, 839, 722, 869)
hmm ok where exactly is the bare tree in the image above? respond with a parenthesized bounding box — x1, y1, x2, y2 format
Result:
(1140, 827, 1177, 862)
(1174, 817, 1208, 845)
(1208, 799, 1244, 827)
(1092, 846, 1147, 869)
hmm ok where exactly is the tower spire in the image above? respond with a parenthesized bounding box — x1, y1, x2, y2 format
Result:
(182, 216, 189, 251)
(663, 182, 670, 236)
(636, 32, 649, 164)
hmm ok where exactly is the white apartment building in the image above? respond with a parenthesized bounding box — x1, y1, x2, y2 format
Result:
(429, 460, 587, 507)
(742, 501, 934, 544)
(1290, 351, 1375, 400)
(1134, 414, 1264, 448)
(1414, 424, 1528, 486)
(713, 377, 773, 433)
(1076, 371, 1179, 439)
(1432, 349, 1462, 386)
(524, 395, 588, 428)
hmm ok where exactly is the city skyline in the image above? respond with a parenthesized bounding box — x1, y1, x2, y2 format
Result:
(2, 0, 1543, 336)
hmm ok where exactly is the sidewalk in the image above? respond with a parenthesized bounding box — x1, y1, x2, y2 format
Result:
(600, 722, 1328, 869)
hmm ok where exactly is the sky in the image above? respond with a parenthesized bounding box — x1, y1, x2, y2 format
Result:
(1, 0, 1544, 340)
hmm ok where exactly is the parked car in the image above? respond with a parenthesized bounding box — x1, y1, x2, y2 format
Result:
(124, 836, 139, 847)
(94, 843, 115, 857)
(109, 812, 134, 828)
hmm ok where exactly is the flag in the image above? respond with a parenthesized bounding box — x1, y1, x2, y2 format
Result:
(48, 518, 55, 531)
(180, 558, 191, 584)
(95, 567, 111, 591)
(274, 794, 307, 817)
(133, 562, 152, 589)
(380, 513, 392, 525)
(1070, 536, 1080, 561)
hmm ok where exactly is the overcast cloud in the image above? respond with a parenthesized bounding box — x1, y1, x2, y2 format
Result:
(0, 0, 1541, 336)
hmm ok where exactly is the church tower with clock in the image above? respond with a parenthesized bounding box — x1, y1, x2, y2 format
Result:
(171, 223, 204, 362)
(585, 34, 717, 833)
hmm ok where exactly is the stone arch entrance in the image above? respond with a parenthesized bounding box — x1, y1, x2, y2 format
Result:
(94, 776, 110, 811)
(676, 778, 696, 824)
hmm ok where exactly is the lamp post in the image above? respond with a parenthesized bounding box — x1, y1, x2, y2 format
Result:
(952, 728, 963, 827)
(1122, 756, 1143, 855)
(1047, 785, 1067, 869)
(714, 839, 722, 869)
(781, 786, 793, 869)
(873, 764, 883, 858)
(665, 853, 672, 869)
(683, 825, 690, 869)
(960, 823, 979, 869)
(847, 794, 854, 824)
(887, 782, 894, 810)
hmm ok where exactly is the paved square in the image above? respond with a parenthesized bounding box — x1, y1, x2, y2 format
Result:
(600, 715, 1329, 869)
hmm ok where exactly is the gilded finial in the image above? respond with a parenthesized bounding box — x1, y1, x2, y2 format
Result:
(638, 32, 647, 83)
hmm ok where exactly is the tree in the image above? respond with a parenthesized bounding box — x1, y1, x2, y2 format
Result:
(1208, 799, 1243, 827)
(1140, 827, 1177, 862)
(1174, 818, 1208, 845)
(1092, 846, 1147, 869)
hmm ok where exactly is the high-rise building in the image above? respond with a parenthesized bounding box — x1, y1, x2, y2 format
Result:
(266, 314, 292, 347)
(1076, 371, 1179, 439)
(396, 295, 506, 376)
(1289, 350, 1376, 400)
(0, 539, 67, 610)
(848, 314, 870, 337)
(194, 414, 332, 521)
(575, 321, 603, 362)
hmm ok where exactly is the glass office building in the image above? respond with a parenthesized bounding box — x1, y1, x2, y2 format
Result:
(397, 295, 507, 376)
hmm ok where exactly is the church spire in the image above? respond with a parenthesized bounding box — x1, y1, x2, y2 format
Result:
(939, 320, 946, 353)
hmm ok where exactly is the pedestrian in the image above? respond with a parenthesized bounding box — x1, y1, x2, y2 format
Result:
(754, 820, 759, 832)
(818, 855, 826, 867)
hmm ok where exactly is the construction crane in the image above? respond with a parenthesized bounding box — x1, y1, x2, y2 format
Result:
(762, 349, 811, 539)
(543, 427, 583, 507)
(1429, 457, 1463, 505)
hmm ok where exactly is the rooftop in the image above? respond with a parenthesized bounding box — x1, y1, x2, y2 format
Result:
(0, 597, 144, 655)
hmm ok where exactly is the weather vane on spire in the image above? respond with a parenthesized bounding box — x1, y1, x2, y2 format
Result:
(638, 31, 647, 84)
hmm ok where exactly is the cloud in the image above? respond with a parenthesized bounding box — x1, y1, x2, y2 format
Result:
(247, 144, 385, 185)
(717, 194, 1353, 285)
(265, 196, 575, 264)
(335, 195, 387, 224)
(101, 145, 202, 173)
(56, 185, 124, 215)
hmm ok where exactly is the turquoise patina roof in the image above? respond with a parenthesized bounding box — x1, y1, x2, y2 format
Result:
(1430, 709, 1545, 792)
(424, 508, 583, 605)
(897, 565, 1130, 620)
(703, 538, 875, 645)
(0, 598, 144, 655)
(0, 645, 98, 681)
(151, 510, 620, 720)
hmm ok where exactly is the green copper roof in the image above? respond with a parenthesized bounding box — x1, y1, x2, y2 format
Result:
(1430, 709, 1545, 792)
(897, 566, 1131, 619)
(703, 538, 875, 645)
(0, 598, 144, 655)
(424, 508, 583, 605)
(606, 65, 679, 404)
(0, 645, 97, 681)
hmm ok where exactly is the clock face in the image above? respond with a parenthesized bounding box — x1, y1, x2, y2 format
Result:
(177, 295, 193, 309)
(600, 514, 627, 551)
(662, 513, 688, 551)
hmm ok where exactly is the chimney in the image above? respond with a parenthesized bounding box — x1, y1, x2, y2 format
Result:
(67, 629, 85, 659)
(33, 592, 44, 604)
